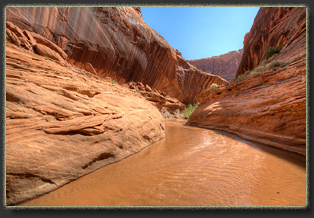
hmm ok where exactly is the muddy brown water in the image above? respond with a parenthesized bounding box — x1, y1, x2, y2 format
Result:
(19, 119, 307, 207)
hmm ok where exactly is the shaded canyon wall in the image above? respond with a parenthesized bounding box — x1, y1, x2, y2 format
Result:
(6, 7, 227, 104)
(236, 7, 306, 76)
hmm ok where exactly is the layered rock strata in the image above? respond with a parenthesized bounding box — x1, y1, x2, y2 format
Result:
(6, 7, 227, 104)
(188, 59, 306, 155)
(6, 21, 68, 65)
(128, 82, 185, 119)
(188, 49, 243, 82)
(188, 7, 306, 156)
(236, 7, 306, 76)
(6, 42, 165, 205)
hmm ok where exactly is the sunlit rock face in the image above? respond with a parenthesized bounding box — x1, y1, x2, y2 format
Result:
(6, 7, 227, 104)
(188, 7, 306, 156)
(188, 49, 243, 82)
(6, 42, 166, 206)
(236, 7, 306, 76)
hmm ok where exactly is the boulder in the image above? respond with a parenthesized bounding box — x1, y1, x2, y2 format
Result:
(136, 82, 145, 91)
(29, 31, 68, 60)
(34, 43, 66, 64)
(6, 28, 21, 46)
(145, 84, 152, 92)
(23, 29, 37, 46)
(84, 62, 97, 75)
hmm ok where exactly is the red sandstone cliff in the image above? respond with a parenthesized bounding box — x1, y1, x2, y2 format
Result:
(6, 7, 226, 104)
(6, 41, 167, 206)
(236, 7, 306, 76)
(188, 7, 306, 155)
(188, 49, 243, 82)
(5, 7, 226, 205)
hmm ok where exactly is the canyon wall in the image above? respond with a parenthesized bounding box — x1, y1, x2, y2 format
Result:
(188, 49, 243, 82)
(188, 7, 306, 155)
(6, 41, 166, 205)
(5, 6, 226, 205)
(188, 59, 306, 155)
(6, 7, 227, 104)
(236, 7, 306, 76)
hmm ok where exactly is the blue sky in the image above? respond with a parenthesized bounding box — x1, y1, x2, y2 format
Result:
(141, 7, 259, 60)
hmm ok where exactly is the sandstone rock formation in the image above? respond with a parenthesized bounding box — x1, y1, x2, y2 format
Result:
(236, 7, 306, 76)
(6, 42, 165, 205)
(6, 7, 227, 104)
(128, 82, 185, 119)
(6, 21, 68, 65)
(188, 7, 306, 156)
(188, 49, 243, 82)
(188, 59, 306, 156)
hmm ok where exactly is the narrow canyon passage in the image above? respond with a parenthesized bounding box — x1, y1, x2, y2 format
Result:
(18, 119, 306, 207)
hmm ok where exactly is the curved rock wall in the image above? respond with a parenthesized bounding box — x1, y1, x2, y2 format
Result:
(6, 42, 165, 205)
(6, 7, 227, 104)
(236, 7, 306, 76)
(188, 59, 306, 155)
(188, 7, 307, 156)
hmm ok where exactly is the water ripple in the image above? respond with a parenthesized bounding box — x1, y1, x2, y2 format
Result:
(20, 120, 306, 206)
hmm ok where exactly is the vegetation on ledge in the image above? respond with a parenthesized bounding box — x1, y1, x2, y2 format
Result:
(234, 52, 306, 82)
(205, 83, 218, 93)
(265, 44, 284, 60)
(183, 102, 200, 119)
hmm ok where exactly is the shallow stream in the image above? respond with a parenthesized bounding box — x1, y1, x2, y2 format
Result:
(19, 119, 307, 207)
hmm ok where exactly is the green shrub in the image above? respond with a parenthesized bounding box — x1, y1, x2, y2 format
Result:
(269, 61, 282, 68)
(209, 83, 218, 90)
(110, 79, 117, 84)
(236, 74, 246, 81)
(292, 53, 306, 62)
(256, 67, 266, 72)
(183, 102, 200, 119)
(136, 89, 141, 92)
(259, 59, 267, 66)
(265, 45, 284, 60)
(280, 62, 288, 67)
(205, 83, 219, 93)
(250, 71, 259, 77)
(267, 53, 279, 62)
(278, 53, 306, 67)
(151, 90, 155, 94)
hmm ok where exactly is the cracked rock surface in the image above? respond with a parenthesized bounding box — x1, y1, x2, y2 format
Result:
(6, 43, 165, 205)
